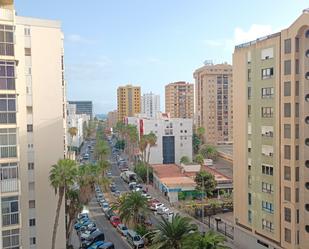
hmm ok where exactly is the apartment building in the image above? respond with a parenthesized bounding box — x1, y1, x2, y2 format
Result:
(68, 100, 93, 119)
(117, 84, 141, 122)
(194, 63, 233, 145)
(126, 113, 192, 164)
(165, 81, 194, 119)
(141, 92, 160, 118)
(0, 1, 66, 248)
(233, 9, 309, 249)
(107, 110, 118, 130)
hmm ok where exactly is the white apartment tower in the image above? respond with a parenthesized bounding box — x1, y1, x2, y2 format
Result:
(141, 92, 160, 118)
(0, 1, 66, 249)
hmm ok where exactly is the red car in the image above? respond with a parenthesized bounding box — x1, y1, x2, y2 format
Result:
(110, 216, 121, 227)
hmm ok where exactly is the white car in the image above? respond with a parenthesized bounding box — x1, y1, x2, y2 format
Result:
(141, 193, 152, 200)
(101, 202, 110, 212)
(150, 203, 164, 211)
(157, 206, 170, 215)
(163, 212, 174, 222)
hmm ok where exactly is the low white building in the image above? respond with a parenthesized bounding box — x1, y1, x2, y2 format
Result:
(126, 113, 193, 164)
(67, 103, 90, 149)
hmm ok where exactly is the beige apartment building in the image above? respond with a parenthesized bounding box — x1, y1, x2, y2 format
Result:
(165, 81, 194, 119)
(117, 85, 141, 122)
(233, 9, 309, 249)
(194, 63, 233, 145)
(107, 110, 118, 129)
(0, 1, 66, 248)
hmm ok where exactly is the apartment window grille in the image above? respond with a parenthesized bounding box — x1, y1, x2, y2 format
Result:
(262, 165, 273, 176)
(284, 207, 291, 222)
(1, 196, 19, 226)
(284, 39, 291, 54)
(30, 237, 36, 245)
(2, 228, 20, 249)
(261, 68, 273, 79)
(248, 193, 252, 205)
(284, 81, 291, 96)
(262, 219, 274, 233)
(28, 163, 34, 170)
(24, 48, 31, 56)
(0, 128, 17, 158)
(0, 61, 15, 90)
(261, 107, 273, 118)
(284, 166, 291, 180)
(29, 218, 35, 227)
(262, 201, 274, 213)
(0, 25, 14, 56)
(0, 162, 18, 181)
(284, 186, 291, 201)
(284, 145, 291, 160)
(0, 94, 16, 124)
(262, 182, 273, 193)
(27, 124, 33, 132)
(285, 228, 291, 243)
(284, 124, 291, 139)
(284, 60, 291, 75)
(261, 87, 274, 98)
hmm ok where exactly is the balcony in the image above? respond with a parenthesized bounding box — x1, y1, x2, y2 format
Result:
(0, 8, 13, 21)
(1, 179, 19, 193)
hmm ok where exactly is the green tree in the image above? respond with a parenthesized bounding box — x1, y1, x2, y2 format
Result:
(150, 214, 197, 249)
(193, 133, 202, 154)
(183, 230, 229, 249)
(115, 139, 125, 151)
(194, 154, 205, 166)
(95, 140, 110, 161)
(146, 132, 157, 185)
(196, 127, 205, 141)
(199, 145, 218, 161)
(68, 127, 78, 157)
(139, 134, 148, 163)
(66, 189, 82, 241)
(49, 159, 77, 249)
(180, 156, 190, 164)
(134, 161, 153, 183)
(116, 191, 149, 227)
(195, 170, 217, 197)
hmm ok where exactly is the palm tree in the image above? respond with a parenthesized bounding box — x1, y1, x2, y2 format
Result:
(139, 134, 148, 163)
(116, 191, 149, 226)
(49, 159, 77, 249)
(196, 127, 205, 143)
(68, 127, 78, 159)
(146, 132, 157, 185)
(199, 145, 218, 161)
(150, 214, 197, 249)
(95, 140, 110, 161)
(194, 153, 205, 166)
(66, 189, 82, 241)
(183, 230, 229, 249)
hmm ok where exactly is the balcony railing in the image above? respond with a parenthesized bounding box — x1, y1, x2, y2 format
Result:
(0, 179, 19, 193)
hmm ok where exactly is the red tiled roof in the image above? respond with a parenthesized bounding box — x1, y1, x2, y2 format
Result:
(151, 164, 183, 178)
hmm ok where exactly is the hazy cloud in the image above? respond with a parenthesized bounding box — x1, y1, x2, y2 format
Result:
(234, 24, 273, 44)
(66, 34, 96, 44)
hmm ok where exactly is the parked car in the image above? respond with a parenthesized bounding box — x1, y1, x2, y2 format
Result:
(75, 220, 95, 232)
(113, 190, 121, 197)
(101, 202, 109, 212)
(110, 216, 121, 227)
(126, 229, 144, 248)
(107, 171, 112, 177)
(157, 206, 170, 215)
(74, 217, 90, 230)
(81, 230, 105, 248)
(110, 185, 116, 192)
(116, 223, 128, 236)
(162, 212, 174, 222)
(141, 193, 152, 200)
(104, 209, 116, 220)
(80, 227, 99, 241)
(87, 241, 115, 249)
(150, 203, 164, 211)
(79, 222, 97, 234)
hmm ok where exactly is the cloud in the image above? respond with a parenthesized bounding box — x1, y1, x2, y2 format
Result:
(66, 34, 96, 44)
(234, 24, 273, 44)
(203, 39, 224, 47)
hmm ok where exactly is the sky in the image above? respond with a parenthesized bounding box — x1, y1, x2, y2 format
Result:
(16, 0, 309, 114)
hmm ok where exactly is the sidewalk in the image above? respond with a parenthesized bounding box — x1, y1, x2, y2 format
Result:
(147, 184, 236, 249)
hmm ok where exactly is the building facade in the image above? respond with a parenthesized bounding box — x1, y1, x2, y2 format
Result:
(141, 92, 160, 118)
(194, 63, 233, 145)
(233, 9, 309, 249)
(68, 101, 93, 119)
(165, 81, 194, 119)
(107, 110, 118, 130)
(126, 113, 193, 164)
(117, 84, 141, 122)
(0, 1, 67, 248)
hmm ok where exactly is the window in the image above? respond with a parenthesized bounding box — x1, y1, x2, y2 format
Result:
(284, 39, 291, 54)
(0, 94, 16, 124)
(0, 128, 17, 158)
(295, 37, 299, 52)
(296, 209, 299, 224)
(284, 81, 291, 96)
(0, 25, 14, 56)
(284, 166, 291, 180)
(261, 107, 273, 118)
(248, 69, 251, 82)
(30, 237, 36, 245)
(248, 87, 252, 99)
(295, 103, 299, 117)
(28, 162, 34, 170)
(284, 103, 291, 117)
(248, 210, 252, 223)
(261, 47, 274, 60)
(284, 207, 291, 222)
(24, 48, 31, 56)
(261, 87, 274, 98)
(1, 196, 19, 226)
(29, 218, 35, 227)
(262, 165, 273, 176)
(28, 182, 35, 191)
(248, 105, 251, 118)
(295, 188, 299, 202)
(248, 193, 252, 205)
(0, 162, 18, 181)
(295, 59, 299, 74)
(262, 68, 274, 79)
(2, 228, 20, 249)
(262, 182, 273, 193)
(29, 200, 35, 209)
(0, 61, 15, 90)
(295, 81, 299, 96)
(284, 186, 291, 201)
(285, 228, 291, 243)
(24, 27, 31, 36)
(284, 60, 291, 75)
(295, 124, 299, 139)
(284, 145, 291, 160)
(262, 219, 274, 233)
(284, 124, 291, 138)
(295, 167, 299, 182)
(295, 146, 299, 161)
(262, 201, 274, 213)
(27, 124, 33, 132)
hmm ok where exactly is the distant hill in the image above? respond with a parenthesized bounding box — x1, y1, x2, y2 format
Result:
(95, 114, 107, 120)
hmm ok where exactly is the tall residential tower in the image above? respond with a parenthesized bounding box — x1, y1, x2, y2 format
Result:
(0, 1, 67, 248)
(194, 63, 233, 145)
(165, 81, 194, 119)
(233, 9, 309, 249)
(117, 84, 141, 122)
(141, 92, 160, 118)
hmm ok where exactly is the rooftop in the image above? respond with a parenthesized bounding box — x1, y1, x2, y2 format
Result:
(152, 164, 183, 178)
(160, 176, 196, 188)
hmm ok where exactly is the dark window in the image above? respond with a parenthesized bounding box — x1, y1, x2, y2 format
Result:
(284, 207, 291, 222)
(284, 166, 291, 180)
(28, 163, 34, 170)
(284, 124, 291, 139)
(248, 193, 252, 205)
(284, 103, 291, 117)
(295, 81, 299, 96)
(295, 124, 299, 139)
(261, 107, 273, 118)
(0, 25, 14, 56)
(248, 105, 251, 118)
(24, 48, 31, 56)
(284, 60, 291, 75)
(261, 87, 274, 98)
(261, 68, 274, 79)
(29, 218, 35, 227)
(284, 145, 291, 160)
(29, 200, 35, 208)
(295, 59, 299, 74)
(295, 37, 300, 52)
(162, 136, 175, 164)
(285, 228, 291, 243)
(284, 186, 291, 201)
(295, 146, 299, 161)
(295, 103, 299, 118)
(295, 167, 299, 181)
(284, 81, 291, 96)
(284, 39, 291, 54)
(27, 124, 33, 132)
